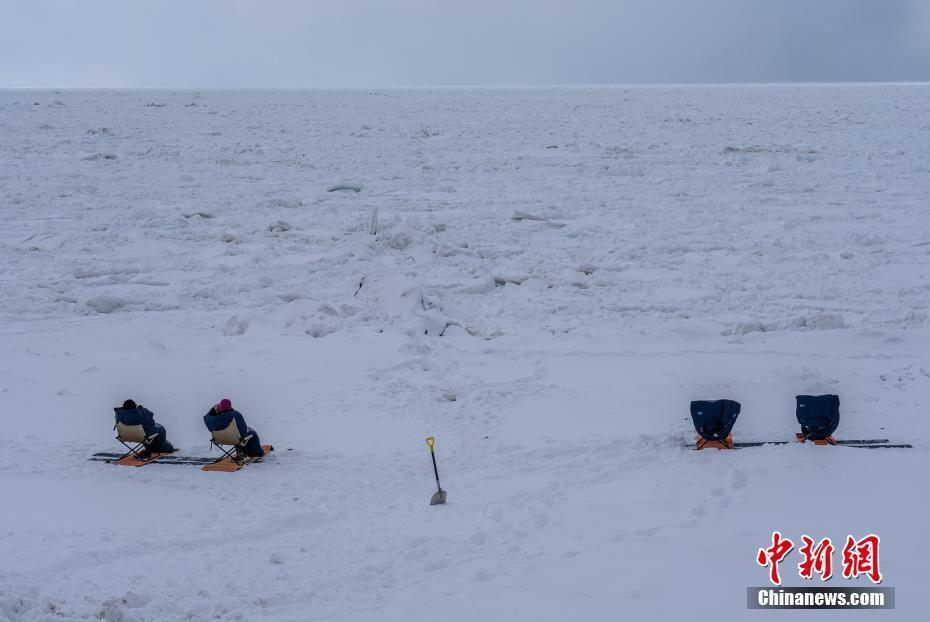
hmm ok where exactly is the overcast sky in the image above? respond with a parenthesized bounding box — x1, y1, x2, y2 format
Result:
(1, 0, 928, 87)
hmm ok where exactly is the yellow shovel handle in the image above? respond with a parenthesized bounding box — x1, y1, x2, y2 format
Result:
(425, 436, 435, 452)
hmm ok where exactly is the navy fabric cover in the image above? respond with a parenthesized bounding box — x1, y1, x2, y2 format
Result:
(690, 399, 741, 440)
(203, 408, 250, 438)
(796, 394, 840, 440)
(114, 406, 160, 437)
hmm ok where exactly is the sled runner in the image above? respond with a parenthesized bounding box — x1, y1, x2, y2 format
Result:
(690, 399, 741, 450)
(110, 450, 179, 467)
(90, 452, 216, 465)
(202, 445, 274, 472)
(685, 439, 912, 450)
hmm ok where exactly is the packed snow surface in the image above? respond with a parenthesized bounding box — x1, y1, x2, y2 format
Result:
(1, 86, 928, 620)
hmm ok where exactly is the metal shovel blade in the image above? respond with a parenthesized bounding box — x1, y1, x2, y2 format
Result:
(430, 489, 447, 505)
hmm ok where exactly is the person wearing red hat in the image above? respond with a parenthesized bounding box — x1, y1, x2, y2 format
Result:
(203, 398, 265, 457)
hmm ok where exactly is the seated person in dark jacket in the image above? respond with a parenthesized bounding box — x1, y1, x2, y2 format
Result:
(114, 399, 175, 456)
(203, 398, 264, 457)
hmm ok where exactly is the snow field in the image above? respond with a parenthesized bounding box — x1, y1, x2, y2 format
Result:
(1, 86, 928, 620)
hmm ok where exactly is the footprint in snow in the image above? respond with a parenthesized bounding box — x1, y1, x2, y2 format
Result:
(484, 507, 504, 522)
(731, 469, 748, 490)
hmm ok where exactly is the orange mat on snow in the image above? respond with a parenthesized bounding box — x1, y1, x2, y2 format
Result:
(795, 433, 836, 446)
(695, 434, 734, 450)
(111, 450, 179, 467)
(202, 445, 274, 472)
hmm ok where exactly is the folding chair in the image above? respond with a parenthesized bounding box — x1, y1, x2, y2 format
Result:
(690, 399, 741, 449)
(795, 394, 840, 445)
(208, 419, 255, 466)
(115, 421, 160, 462)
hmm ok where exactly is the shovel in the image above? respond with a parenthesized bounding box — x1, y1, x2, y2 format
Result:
(425, 436, 447, 505)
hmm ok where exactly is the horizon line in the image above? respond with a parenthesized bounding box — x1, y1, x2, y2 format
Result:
(2, 80, 930, 91)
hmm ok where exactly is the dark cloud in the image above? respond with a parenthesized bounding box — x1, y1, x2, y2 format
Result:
(0, 0, 927, 87)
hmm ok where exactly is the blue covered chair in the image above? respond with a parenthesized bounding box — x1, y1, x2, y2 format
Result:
(206, 413, 256, 465)
(690, 399, 741, 449)
(114, 419, 161, 461)
(795, 394, 840, 444)
(113, 400, 174, 461)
